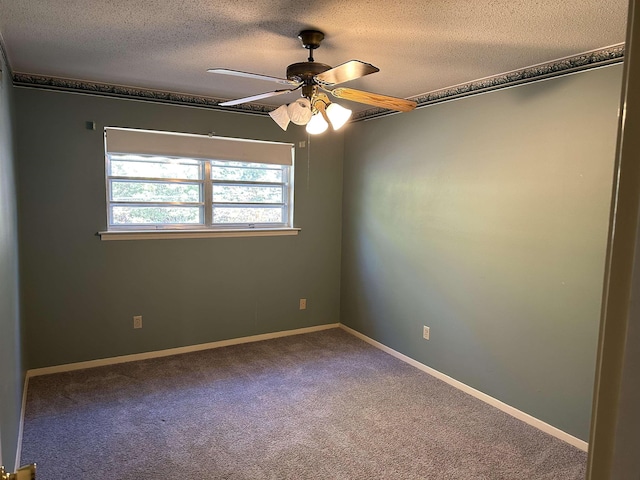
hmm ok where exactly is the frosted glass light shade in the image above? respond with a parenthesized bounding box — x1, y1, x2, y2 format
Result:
(268, 104, 290, 131)
(287, 98, 313, 125)
(305, 113, 328, 134)
(326, 103, 352, 130)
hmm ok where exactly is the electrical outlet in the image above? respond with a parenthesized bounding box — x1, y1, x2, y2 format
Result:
(423, 325, 430, 340)
(133, 315, 143, 329)
(299, 298, 307, 310)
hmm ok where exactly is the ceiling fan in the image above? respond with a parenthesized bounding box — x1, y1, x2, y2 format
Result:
(207, 30, 417, 133)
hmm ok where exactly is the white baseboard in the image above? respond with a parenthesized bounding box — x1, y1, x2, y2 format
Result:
(15, 373, 29, 470)
(339, 324, 589, 452)
(27, 323, 340, 378)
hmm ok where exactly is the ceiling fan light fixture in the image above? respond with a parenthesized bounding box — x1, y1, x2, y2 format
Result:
(268, 104, 291, 131)
(326, 102, 352, 131)
(306, 113, 329, 135)
(287, 98, 313, 125)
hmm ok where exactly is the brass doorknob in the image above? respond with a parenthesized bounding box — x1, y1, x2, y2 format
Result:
(0, 464, 36, 480)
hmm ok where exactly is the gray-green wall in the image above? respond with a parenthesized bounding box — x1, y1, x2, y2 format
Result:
(341, 64, 623, 441)
(0, 55, 23, 468)
(15, 88, 343, 369)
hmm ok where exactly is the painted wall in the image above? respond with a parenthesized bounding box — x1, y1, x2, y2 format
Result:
(15, 88, 343, 369)
(341, 64, 623, 441)
(0, 55, 23, 468)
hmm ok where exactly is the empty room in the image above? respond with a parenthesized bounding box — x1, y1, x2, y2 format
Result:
(1, 1, 639, 479)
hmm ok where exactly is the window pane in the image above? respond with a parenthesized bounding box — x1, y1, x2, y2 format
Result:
(213, 207, 283, 224)
(212, 185, 283, 204)
(211, 165, 283, 183)
(112, 206, 201, 224)
(110, 158, 200, 179)
(111, 181, 201, 203)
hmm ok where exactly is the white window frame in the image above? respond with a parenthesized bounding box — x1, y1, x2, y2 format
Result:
(99, 128, 299, 240)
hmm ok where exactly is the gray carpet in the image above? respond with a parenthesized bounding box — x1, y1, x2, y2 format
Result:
(20, 328, 587, 479)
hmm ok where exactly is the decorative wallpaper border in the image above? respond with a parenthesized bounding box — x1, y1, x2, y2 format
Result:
(11, 73, 274, 114)
(353, 43, 625, 121)
(12, 44, 625, 122)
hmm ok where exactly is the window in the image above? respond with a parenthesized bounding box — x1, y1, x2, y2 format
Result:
(101, 128, 297, 239)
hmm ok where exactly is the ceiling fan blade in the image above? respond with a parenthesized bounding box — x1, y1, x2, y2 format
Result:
(218, 88, 299, 107)
(314, 60, 379, 86)
(207, 68, 300, 87)
(330, 87, 417, 112)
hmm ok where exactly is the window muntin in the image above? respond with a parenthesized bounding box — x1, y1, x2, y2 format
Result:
(106, 152, 293, 230)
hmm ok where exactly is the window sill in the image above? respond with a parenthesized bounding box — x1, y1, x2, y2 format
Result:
(98, 228, 301, 241)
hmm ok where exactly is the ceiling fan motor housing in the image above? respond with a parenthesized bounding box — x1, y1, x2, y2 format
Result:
(286, 62, 331, 83)
(286, 62, 331, 100)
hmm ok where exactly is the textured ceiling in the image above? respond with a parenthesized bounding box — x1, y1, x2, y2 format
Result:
(0, 1, 629, 112)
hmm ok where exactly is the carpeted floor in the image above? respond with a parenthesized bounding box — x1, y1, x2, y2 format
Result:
(20, 328, 587, 479)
